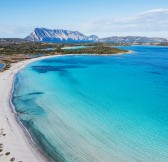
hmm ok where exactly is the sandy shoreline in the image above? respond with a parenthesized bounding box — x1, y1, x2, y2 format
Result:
(0, 55, 57, 162)
(0, 51, 132, 162)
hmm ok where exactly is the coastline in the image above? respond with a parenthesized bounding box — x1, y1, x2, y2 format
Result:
(0, 55, 57, 162)
(0, 50, 132, 162)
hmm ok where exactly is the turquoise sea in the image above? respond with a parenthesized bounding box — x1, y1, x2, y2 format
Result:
(12, 46, 168, 162)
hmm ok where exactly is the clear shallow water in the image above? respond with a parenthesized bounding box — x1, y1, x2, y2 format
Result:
(12, 46, 168, 162)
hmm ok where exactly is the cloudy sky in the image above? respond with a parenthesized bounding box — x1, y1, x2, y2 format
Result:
(0, 0, 168, 38)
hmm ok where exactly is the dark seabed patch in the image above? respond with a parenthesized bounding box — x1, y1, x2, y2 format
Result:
(13, 92, 44, 98)
(21, 120, 66, 162)
(40, 55, 111, 66)
(12, 92, 45, 117)
(149, 71, 164, 75)
(27, 92, 44, 96)
(32, 65, 86, 73)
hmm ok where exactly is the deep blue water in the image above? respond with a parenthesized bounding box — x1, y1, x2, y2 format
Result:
(12, 46, 168, 162)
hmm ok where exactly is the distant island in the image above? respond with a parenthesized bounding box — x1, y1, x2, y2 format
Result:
(25, 28, 99, 42)
(99, 36, 168, 43)
(24, 27, 168, 43)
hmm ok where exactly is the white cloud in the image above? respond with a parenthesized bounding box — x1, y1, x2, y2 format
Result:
(79, 8, 168, 37)
(133, 9, 168, 25)
(0, 9, 168, 38)
(0, 25, 34, 38)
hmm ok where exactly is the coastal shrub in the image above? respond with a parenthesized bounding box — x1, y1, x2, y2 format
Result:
(5, 152, 10, 155)
(10, 157, 15, 161)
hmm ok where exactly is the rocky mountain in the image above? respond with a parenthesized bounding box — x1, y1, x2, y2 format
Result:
(25, 28, 99, 42)
(25, 28, 168, 43)
(99, 36, 168, 43)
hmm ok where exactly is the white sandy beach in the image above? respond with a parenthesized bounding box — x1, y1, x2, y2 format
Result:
(0, 55, 57, 162)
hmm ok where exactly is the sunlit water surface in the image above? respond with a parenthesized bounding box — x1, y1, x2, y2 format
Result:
(13, 46, 168, 162)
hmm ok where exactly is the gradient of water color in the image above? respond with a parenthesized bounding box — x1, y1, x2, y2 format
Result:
(12, 46, 168, 162)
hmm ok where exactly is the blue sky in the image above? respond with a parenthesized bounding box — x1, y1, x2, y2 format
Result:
(0, 0, 168, 38)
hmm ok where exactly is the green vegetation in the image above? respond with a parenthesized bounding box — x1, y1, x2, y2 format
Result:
(156, 42, 168, 46)
(5, 152, 10, 155)
(0, 42, 128, 71)
(0, 42, 127, 55)
(10, 157, 15, 161)
(0, 42, 60, 55)
(61, 45, 127, 54)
